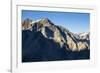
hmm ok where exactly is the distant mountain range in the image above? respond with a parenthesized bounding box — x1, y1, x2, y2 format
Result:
(22, 18, 90, 62)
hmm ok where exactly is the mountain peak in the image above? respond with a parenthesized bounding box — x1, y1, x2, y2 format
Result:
(22, 18, 90, 51)
(22, 18, 90, 62)
(37, 18, 54, 26)
(40, 18, 50, 21)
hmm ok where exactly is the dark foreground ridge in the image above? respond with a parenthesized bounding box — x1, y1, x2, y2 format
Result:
(22, 18, 90, 62)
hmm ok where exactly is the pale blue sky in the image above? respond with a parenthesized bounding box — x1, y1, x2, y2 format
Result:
(22, 10, 90, 33)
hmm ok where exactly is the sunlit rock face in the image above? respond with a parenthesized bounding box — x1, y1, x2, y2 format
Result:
(22, 18, 90, 62)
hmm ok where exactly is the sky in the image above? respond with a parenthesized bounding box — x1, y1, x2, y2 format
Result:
(22, 10, 90, 33)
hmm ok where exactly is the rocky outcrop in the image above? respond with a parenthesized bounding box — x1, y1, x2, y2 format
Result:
(22, 18, 90, 62)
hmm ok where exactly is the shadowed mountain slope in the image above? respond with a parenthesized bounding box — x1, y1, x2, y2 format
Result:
(22, 18, 90, 62)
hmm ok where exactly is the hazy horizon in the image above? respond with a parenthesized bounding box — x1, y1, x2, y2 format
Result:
(22, 10, 90, 33)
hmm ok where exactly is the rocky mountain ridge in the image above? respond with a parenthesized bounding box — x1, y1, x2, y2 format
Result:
(22, 18, 90, 62)
(22, 18, 90, 51)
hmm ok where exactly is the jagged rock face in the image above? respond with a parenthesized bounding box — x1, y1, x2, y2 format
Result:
(79, 32, 90, 40)
(22, 18, 90, 62)
(22, 18, 33, 30)
(22, 18, 90, 51)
